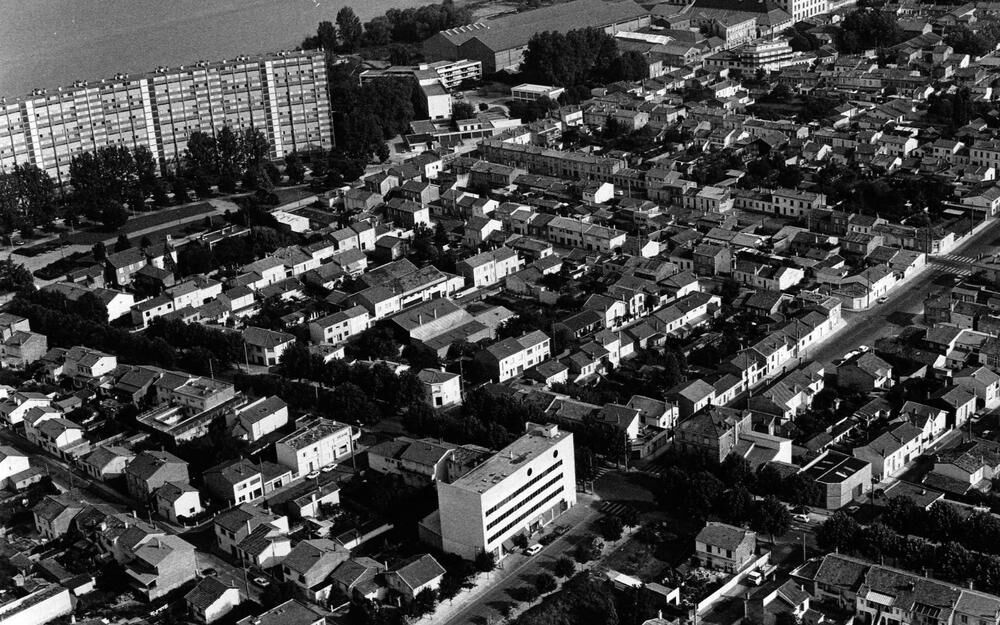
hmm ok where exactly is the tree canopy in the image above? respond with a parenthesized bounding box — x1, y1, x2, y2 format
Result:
(522, 28, 649, 87)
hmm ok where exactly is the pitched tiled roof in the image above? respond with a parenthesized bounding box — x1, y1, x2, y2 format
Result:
(185, 575, 237, 610)
(391, 554, 446, 591)
(696, 522, 754, 551)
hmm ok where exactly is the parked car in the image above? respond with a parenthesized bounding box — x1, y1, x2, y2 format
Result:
(525, 543, 543, 556)
(306, 470, 320, 479)
(321, 465, 335, 473)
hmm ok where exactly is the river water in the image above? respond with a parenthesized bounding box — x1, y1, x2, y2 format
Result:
(0, 0, 434, 97)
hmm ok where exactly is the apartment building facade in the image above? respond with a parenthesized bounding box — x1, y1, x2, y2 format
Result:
(0, 50, 333, 181)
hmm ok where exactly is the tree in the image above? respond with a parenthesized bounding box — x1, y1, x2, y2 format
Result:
(475, 550, 496, 572)
(11, 164, 56, 227)
(184, 131, 219, 182)
(388, 44, 412, 66)
(317, 20, 339, 49)
(751, 496, 791, 542)
(598, 515, 625, 541)
(411, 588, 437, 616)
(554, 556, 576, 578)
(100, 202, 128, 231)
(452, 100, 476, 120)
(662, 351, 684, 389)
(133, 144, 159, 196)
(216, 125, 244, 192)
(817, 511, 861, 552)
(92, 241, 107, 263)
(364, 17, 392, 46)
(719, 486, 755, 525)
(0, 259, 34, 294)
(241, 127, 270, 170)
(114, 232, 131, 252)
(337, 7, 364, 52)
(836, 8, 903, 52)
(944, 25, 989, 56)
(685, 471, 724, 519)
(573, 535, 603, 563)
(535, 572, 557, 594)
(284, 152, 306, 185)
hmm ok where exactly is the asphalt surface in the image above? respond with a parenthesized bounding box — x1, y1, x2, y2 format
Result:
(808, 219, 1000, 368)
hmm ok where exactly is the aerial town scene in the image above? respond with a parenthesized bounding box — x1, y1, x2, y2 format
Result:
(6, 0, 1000, 623)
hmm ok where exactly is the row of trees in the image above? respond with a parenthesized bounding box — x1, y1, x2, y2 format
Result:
(302, 1, 472, 53)
(181, 125, 272, 195)
(0, 164, 57, 233)
(64, 123, 276, 231)
(521, 28, 649, 87)
(817, 510, 1000, 594)
(883, 496, 1000, 558)
(69, 144, 160, 229)
(7, 289, 245, 375)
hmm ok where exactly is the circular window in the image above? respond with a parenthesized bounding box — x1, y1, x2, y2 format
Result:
(553, 450, 559, 458)
(526, 468, 533, 477)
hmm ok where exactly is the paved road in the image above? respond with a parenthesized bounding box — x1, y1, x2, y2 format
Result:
(808, 219, 1000, 367)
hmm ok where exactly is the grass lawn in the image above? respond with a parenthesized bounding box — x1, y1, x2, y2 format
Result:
(604, 537, 670, 581)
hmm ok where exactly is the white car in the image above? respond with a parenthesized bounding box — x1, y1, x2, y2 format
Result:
(525, 544, 543, 556)
(793, 512, 810, 523)
(321, 465, 335, 473)
(306, 470, 320, 479)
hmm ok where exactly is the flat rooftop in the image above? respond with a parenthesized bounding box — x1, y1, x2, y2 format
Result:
(277, 418, 352, 451)
(803, 451, 870, 484)
(450, 425, 569, 494)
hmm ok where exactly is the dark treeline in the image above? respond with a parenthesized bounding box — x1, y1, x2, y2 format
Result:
(7, 289, 245, 375)
(521, 28, 649, 88)
(817, 508, 1000, 594)
(328, 64, 419, 163)
(301, 1, 472, 53)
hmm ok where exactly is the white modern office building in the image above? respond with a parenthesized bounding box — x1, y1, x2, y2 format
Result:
(423, 422, 576, 560)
